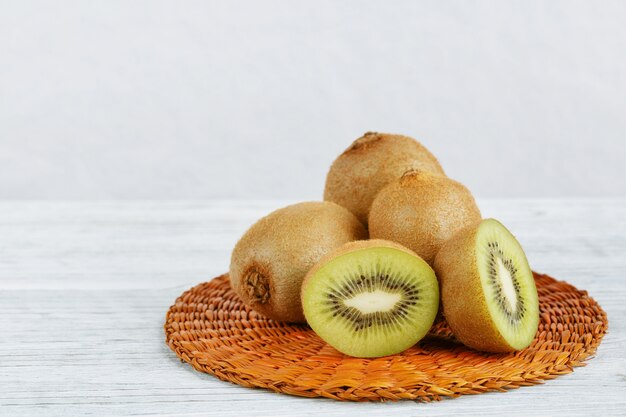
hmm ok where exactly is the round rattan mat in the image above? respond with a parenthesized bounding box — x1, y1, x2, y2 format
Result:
(164, 272, 607, 402)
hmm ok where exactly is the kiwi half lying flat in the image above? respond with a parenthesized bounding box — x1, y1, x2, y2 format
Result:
(301, 240, 439, 358)
(434, 219, 539, 352)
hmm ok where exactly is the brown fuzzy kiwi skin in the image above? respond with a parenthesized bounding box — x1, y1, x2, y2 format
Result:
(368, 171, 481, 266)
(229, 201, 367, 323)
(301, 239, 427, 299)
(324, 132, 445, 225)
(433, 223, 517, 353)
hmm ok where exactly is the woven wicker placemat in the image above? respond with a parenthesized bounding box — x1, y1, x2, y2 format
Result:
(164, 272, 607, 402)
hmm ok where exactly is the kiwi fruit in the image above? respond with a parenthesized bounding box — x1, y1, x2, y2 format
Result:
(434, 219, 539, 352)
(324, 132, 445, 225)
(368, 170, 481, 265)
(229, 201, 367, 323)
(301, 239, 439, 358)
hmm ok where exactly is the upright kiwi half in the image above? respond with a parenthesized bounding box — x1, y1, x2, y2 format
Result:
(434, 219, 539, 352)
(324, 132, 445, 225)
(301, 240, 439, 358)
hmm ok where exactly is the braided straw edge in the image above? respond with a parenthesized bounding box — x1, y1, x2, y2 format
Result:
(164, 272, 608, 402)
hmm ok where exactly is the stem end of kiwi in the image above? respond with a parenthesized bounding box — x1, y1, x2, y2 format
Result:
(243, 266, 271, 305)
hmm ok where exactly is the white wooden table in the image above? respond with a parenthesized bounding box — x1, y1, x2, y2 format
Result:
(0, 200, 624, 416)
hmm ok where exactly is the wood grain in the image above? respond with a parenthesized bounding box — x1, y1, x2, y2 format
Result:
(0, 200, 624, 416)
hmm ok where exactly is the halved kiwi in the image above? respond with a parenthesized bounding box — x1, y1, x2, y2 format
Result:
(301, 240, 439, 358)
(434, 219, 539, 352)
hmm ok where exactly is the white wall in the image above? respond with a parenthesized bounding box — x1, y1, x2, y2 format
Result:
(1, 1, 625, 199)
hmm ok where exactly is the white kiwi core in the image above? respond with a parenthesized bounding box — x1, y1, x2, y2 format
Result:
(344, 290, 401, 314)
(495, 257, 518, 314)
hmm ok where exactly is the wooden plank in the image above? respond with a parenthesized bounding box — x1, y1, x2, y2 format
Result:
(0, 200, 624, 416)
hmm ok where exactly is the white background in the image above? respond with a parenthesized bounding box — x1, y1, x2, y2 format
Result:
(1, 1, 625, 200)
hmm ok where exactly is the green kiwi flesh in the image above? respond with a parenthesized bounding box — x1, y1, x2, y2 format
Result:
(301, 240, 439, 358)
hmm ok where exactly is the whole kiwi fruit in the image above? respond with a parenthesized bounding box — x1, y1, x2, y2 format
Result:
(368, 170, 481, 265)
(301, 239, 439, 358)
(434, 219, 539, 352)
(229, 201, 367, 323)
(324, 132, 445, 225)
